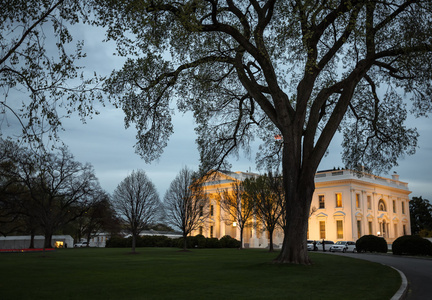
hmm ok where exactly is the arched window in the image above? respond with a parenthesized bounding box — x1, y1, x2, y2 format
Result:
(378, 199, 386, 211)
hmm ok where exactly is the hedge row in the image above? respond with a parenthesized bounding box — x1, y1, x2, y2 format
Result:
(392, 235, 432, 256)
(106, 234, 241, 249)
(356, 234, 432, 256)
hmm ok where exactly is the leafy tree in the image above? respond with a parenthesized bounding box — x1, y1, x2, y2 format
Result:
(111, 170, 161, 253)
(163, 167, 208, 250)
(243, 173, 283, 252)
(81, 192, 113, 246)
(219, 182, 254, 249)
(94, 1, 432, 264)
(410, 196, 432, 235)
(0, 0, 101, 145)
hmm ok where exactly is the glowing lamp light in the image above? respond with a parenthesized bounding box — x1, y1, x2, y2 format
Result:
(377, 231, 381, 236)
(233, 222, 237, 227)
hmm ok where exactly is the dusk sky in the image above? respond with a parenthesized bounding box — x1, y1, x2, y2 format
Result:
(3, 23, 432, 201)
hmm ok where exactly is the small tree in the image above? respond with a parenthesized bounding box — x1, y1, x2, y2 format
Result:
(410, 196, 432, 235)
(219, 182, 254, 249)
(243, 173, 283, 252)
(164, 167, 208, 250)
(81, 192, 116, 247)
(111, 170, 161, 253)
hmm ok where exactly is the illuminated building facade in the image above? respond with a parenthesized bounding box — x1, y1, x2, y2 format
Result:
(196, 169, 411, 248)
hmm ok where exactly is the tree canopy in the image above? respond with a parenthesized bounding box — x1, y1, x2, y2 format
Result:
(0, 0, 102, 146)
(93, 0, 432, 264)
(410, 196, 432, 235)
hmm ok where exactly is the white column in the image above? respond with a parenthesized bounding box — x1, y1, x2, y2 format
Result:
(218, 201, 225, 238)
(249, 214, 259, 248)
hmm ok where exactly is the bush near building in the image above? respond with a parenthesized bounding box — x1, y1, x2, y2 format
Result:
(220, 235, 242, 248)
(356, 235, 388, 253)
(105, 235, 241, 249)
(392, 235, 432, 256)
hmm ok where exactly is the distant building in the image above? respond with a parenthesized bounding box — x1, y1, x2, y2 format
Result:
(195, 169, 411, 248)
(0, 235, 74, 249)
(83, 232, 110, 247)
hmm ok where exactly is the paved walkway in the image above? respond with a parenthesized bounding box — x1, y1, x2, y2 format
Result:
(329, 252, 432, 300)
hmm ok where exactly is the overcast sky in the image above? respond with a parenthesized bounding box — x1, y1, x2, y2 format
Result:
(3, 23, 432, 201)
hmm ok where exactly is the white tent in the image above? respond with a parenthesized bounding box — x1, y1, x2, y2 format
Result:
(0, 235, 74, 249)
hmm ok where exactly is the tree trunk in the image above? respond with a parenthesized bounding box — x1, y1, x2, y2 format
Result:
(273, 138, 316, 264)
(183, 233, 187, 250)
(268, 229, 274, 252)
(29, 229, 35, 249)
(131, 234, 136, 253)
(86, 232, 91, 247)
(239, 228, 243, 249)
(44, 232, 53, 249)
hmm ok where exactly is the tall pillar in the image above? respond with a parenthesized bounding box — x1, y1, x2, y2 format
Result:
(219, 201, 225, 238)
(249, 214, 259, 248)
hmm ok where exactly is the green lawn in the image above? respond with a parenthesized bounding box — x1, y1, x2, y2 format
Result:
(0, 248, 400, 299)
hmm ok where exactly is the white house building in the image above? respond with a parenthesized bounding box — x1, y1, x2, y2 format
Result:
(309, 169, 411, 244)
(196, 169, 411, 248)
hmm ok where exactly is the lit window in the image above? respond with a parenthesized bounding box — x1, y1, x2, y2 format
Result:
(319, 195, 325, 209)
(367, 196, 371, 210)
(319, 221, 326, 239)
(394, 224, 398, 237)
(378, 199, 386, 211)
(356, 194, 360, 208)
(368, 221, 373, 235)
(336, 220, 343, 239)
(335, 193, 342, 207)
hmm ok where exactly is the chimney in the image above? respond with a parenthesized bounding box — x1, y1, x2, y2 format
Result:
(391, 172, 400, 181)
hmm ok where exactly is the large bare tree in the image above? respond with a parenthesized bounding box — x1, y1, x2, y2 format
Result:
(163, 167, 208, 250)
(94, 1, 432, 264)
(111, 170, 161, 253)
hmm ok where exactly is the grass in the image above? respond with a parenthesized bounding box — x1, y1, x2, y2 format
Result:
(0, 248, 400, 300)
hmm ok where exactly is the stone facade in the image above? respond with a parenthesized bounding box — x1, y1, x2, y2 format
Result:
(195, 169, 411, 248)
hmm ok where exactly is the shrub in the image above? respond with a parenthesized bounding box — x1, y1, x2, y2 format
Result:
(175, 236, 196, 249)
(219, 235, 241, 248)
(138, 235, 174, 247)
(356, 235, 388, 253)
(106, 236, 175, 248)
(205, 238, 222, 248)
(195, 234, 207, 248)
(392, 235, 432, 256)
(107, 234, 238, 249)
(106, 236, 132, 248)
